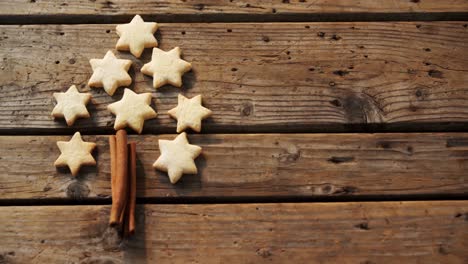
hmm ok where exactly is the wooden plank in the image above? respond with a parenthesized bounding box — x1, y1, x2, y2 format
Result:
(1, 201, 467, 263)
(1, 133, 467, 200)
(0, 0, 467, 24)
(0, 22, 467, 134)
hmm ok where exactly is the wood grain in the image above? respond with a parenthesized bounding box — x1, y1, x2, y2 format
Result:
(0, 22, 467, 134)
(0, 0, 467, 24)
(1, 133, 467, 200)
(1, 201, 467, 263)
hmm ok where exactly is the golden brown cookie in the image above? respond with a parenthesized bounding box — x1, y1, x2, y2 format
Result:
(51, 85, 91, 126)
(168, 94, 212, 133)
(107, 88, 157, 134)
(153, 132, 201, 184)
(88, 50, 132, 96)
(54, 132, 96, 176)
(141, 47, 192, 89)
(116, 15, 158, 58)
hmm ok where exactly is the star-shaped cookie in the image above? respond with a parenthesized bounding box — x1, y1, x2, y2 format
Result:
(52, 85, 92, 126)
(153, 132, 202, 184)
(88, 50, 132, 96)
(107, 88, 157, 134)
(168, 94, 212, 133)
(141, 47, 192, 89)
(116, 14, 158, 58)
(54, 132, 96, 176)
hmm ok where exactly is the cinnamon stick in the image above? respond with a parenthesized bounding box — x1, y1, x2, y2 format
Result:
(109, 129, 128, 226)
(121, 200, 129, 237)
(128, 142, 137, 236)
(119, 201, 127, 229)
(108, 135, 116, 225)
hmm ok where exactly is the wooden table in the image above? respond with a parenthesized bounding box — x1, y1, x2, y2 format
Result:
(1, 1, 467, 263)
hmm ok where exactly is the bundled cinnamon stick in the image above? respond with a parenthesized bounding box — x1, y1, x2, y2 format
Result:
(109, 131, 137, 238)
(109, 135, 116, 202)
(121, 142, 137, 237)
(128, 142, 137, 236)
(109, 130, 128, 226)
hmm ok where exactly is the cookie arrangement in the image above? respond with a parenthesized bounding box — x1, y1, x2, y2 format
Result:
(51, 15, 212, 237)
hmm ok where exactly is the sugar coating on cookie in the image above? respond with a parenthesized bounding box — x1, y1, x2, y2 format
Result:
(88, 50, 132, 96)
(52, 85, 92, 126)
(153, 132, 202, 184)
(54, 132, 97, 176)
(141, 47, 192, 89)
(107, 88, 157, 134)
(168, 94, 212, 133)
(116, 15, 158, 58)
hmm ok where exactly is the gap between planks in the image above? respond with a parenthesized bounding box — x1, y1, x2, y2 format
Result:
(1, 195, 468, 207)
(1, 12, 468, 25)
(2, 123, 468, 136)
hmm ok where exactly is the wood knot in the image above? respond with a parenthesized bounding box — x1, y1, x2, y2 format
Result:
(343, 93, 383, 123)
(240, 102, 254, 117)
(256, 247, 272, 258)
(330, 34, 341, 41)
(406, 146, 414, 155)
(454, 212, 468, 221)
(278, 145, 301, 162)
(333, 186, 358, 195)
(428, 69, 443, 78)
(355, 222, 369, 230)
(333, 70, 349, 77)
(319, 184, 334, 194)
(377, 141, 391, 149)
(66, 182, 90, 199)
(330, 99, 342, 107)
(0, 251, 15, 263)
(328, 156, 354, 164)
(415, 89, 423, 98)
(438, 245, 449, 255)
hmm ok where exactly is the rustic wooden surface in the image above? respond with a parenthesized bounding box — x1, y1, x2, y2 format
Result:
(1, 1, 467, 262)
(1, 201, 467, 263)
(1, 22, 467, 134)
(1, 133, 467, 200)
(0, 0, 467, 24)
